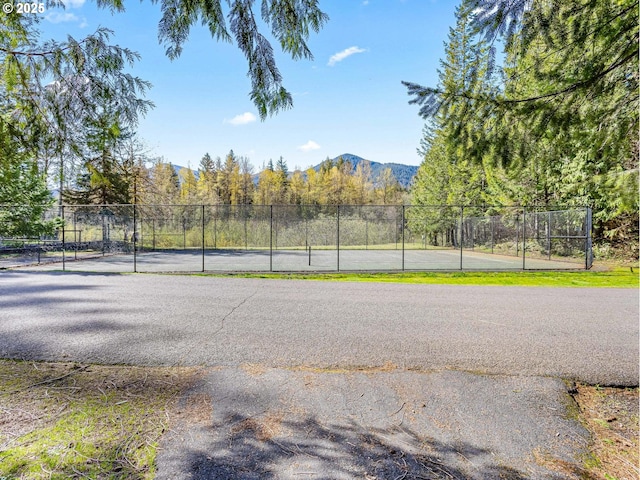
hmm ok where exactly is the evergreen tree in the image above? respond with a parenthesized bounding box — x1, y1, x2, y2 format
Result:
(179, 166, 198, 204)
(63, 109, 134, 205)
(406, 0, 638, 255)
(409, 0, 488, 211)
(238, 156, 255, 205)
(0, 116, 58, 236)
(274, 156, 289, 203)
(197, 152, 219, 204)
(200, 153, 214, 173)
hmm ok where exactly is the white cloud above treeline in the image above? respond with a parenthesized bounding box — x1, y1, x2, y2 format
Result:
(328, 46, 367, 66)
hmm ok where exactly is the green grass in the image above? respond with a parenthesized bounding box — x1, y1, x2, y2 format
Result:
(200, 268, 639, 288)
(0, 361, 201, 480)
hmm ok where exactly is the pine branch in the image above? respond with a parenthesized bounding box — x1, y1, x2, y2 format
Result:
(501, 51, 636, 104)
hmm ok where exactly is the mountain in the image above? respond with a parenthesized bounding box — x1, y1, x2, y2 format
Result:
(313, 154, 418, 189)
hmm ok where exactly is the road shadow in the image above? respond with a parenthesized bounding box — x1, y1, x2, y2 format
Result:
(158, 411, 580, 479)
(0, 271, 184, 364)
(157, 368, 591, 479)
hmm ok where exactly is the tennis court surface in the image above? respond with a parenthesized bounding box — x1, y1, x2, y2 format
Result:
(10, 246, 586, 273)
(1, 204, 592, 272)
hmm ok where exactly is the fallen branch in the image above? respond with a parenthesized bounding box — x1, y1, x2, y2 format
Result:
(1, 365, 89, 396)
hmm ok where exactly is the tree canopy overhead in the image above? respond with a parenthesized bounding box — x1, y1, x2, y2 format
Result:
(133, 0, 329, 119)
(0, 0, 328, 234)
(404, 0, 638, 158)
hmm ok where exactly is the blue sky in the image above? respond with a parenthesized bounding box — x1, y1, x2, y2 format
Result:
(40, 0, 458, 170)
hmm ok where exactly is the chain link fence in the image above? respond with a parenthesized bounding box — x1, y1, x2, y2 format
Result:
(0, 204, 593, 272)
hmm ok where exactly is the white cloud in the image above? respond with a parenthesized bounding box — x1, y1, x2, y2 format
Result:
(61, 0, 86, 8)
(45, 0, 86, 25)
(45, 11, 79, 23)
(225, 112, 257, 126)
(328, 46, 366, 66)
(298, 140, 321, 152)
(362, 0, 369, 5)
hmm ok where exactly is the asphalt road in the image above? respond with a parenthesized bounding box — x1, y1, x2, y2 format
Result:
(2, 270, 638, 478)
(1, 270, 637, 385)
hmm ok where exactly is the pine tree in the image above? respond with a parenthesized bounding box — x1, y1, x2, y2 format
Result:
(64, 110, 134, 205)
(179, 166, 198, 204)
(197, 152, 219, 204)
(217, 150, 239, 204)
(409, 0, 488, 212)
(238, 156, 255, 205)
(274, 156, 289, 203)
(0, 116, 57, 236)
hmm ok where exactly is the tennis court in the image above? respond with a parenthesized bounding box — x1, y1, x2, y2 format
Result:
(1, 204, 592, 272)
(13, 245, 586, 273)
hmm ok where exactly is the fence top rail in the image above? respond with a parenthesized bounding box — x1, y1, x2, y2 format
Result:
(0, 203, 592, 209)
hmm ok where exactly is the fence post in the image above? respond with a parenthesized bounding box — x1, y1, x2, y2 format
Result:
(101, 209, 106, 256)
(401, 205, 405, 271)
(133, 204, 137, 273)
(522, 207, 527, 270)
(585, 206, 593, 270)
(491, 216, 494, 254)
(459, 206, 464, 270)
(73, 210, 78, 260)
(202, 205, 205, 273)
(270, 205, 273, 272)
(62, 205, 66, 272)
(547, 211, 552, 260)
(337, 205, 340, 272)
(516, 214, 519, 257)
(365, 217, 368, 250)
(213, 207, 217, 250)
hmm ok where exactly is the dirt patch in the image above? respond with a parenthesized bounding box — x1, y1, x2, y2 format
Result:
(289, 361, 399, 375)
(174, 392, 213, 425)
(572, 384, 639, 479)
(230, 411, 285, 441)
(240, 362, 268, 376)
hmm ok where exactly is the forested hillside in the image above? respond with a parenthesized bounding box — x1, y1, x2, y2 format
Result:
(137, 152, 408, 207)
(314, 154, 418, 189)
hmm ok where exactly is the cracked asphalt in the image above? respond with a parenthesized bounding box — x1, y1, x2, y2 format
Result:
(1, 271, 638, 478)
